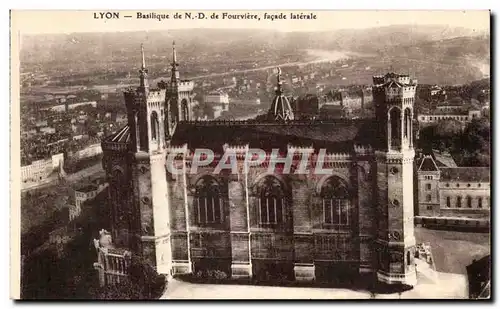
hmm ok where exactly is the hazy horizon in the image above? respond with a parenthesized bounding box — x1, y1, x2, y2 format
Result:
(18, 24, 492, 37)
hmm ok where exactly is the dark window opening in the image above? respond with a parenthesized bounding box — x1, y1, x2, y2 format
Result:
(258, 176, 286, 227)
(321, 177, 350, 226)
(194, 176, 224, 225)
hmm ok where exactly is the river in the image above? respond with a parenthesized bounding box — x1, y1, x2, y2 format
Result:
(150, 49, 368, 84)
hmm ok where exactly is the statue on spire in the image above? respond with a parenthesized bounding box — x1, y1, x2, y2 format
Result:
(141, 43, 146, 70)
(172, 41, 178, 66)
(268, 67, 294, 121)
(276, 67, 283, 95)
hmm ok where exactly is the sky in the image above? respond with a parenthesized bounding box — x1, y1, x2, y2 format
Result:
(11, 10, 490, 35)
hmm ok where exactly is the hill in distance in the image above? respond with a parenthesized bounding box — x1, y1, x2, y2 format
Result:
(20, 24, 489, 85)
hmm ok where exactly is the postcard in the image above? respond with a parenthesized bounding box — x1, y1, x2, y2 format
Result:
(10, 10, 491, 300)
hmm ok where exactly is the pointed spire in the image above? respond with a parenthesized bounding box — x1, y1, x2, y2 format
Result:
(171, 40, 180, 84)
(172, 40, 177, 65)
(141, 43, 146, 70)
(138, 44, 149, 94)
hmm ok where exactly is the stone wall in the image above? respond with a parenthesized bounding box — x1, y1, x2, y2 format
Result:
(167, 155, 377, 280)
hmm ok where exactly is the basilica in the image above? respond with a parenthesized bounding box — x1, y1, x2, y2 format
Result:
(99, 42, 418, 286)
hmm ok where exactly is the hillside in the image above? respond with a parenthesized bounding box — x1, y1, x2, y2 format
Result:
(378, 35, 490, 84)
(20, 25, 489, 85)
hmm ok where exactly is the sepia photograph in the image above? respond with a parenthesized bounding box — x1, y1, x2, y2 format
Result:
(10, 9, 491, 300)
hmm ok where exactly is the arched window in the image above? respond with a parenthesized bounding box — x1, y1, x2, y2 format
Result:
(446, 196, 451, 207)
(404, 108, 411, 140)
(406, 251, 411, 266)
(456, 196, 462, 208)
(181, 99, 189, 121)
(150, 111, 159, 140)
(194, 176, 222, 225)
(467, 196, 472, 208)
(389, 107, 402, 149)
(426, 194, 432, 202)
(478, 197, 483, 208)
(258, 176, 285, 226)
(321, 176, 350, 226)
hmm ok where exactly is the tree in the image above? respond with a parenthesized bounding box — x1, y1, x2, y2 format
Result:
(436, 119, 463, 137)
(453, 117, 491, 167)
(128, 256, 167, 299)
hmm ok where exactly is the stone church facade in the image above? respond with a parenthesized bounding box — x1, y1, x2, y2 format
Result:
(101, 43, 418, 286)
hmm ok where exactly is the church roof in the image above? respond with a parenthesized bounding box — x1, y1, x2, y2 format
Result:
(103, 125, 131, 143)
(440, 167, 490, 183)
(418, 155, 439, 171)
(170, 119, 380, 152)
(432, 150, 458, 167)
(101, 119, 381, 153)
(387, 80, 403, 88)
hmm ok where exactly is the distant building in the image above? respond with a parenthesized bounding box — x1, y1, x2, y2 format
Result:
(361, 88, 373, 109)
(70, 180, 108, 221)
(35, 120, 48, 128)
(417, 109, 482, 126)
(340, 91, 362, 110)
(318, 104, 347, 119)
(416, 154, 490, 219)
(205, 91, 230, 105)
(43, 101, 97, 112)
(318, 88, 372, 118)
(294, 94, 319, 119)
(428, 85, 447, 101)
(323, 89, 372, 111)
(39, 126, 56, 134)
(435, 99, 463, 112)
(204, 90, 230, 115)
(51, 153, 65, 169)
(22, 129, 37, 138)
(21, 153, 64, 186)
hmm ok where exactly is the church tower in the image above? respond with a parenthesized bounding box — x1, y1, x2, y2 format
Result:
(122, 45, 172, 273)
(165, 41, 195, 137)
(125, 44, 167, 153)
(372, 72, 417, 286)
(268, 67, 294, 121)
